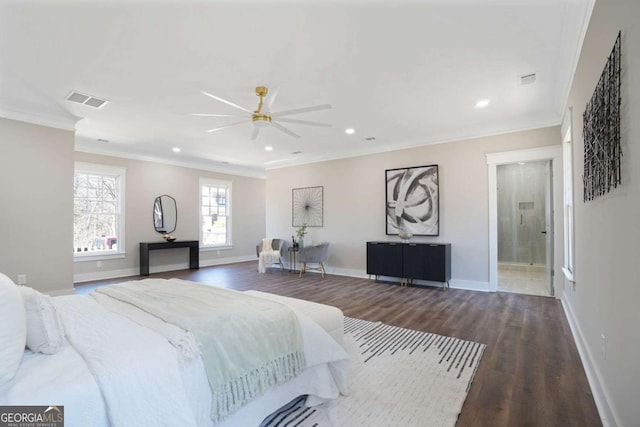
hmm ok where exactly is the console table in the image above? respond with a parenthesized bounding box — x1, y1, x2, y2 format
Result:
(139, 240, 199, 276)
(366, 241, 451, 290)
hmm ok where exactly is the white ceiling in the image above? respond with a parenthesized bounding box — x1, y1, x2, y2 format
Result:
(0, 0, 593, 178)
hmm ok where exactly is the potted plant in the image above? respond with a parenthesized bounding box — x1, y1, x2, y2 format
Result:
(296, 223, 308, 248)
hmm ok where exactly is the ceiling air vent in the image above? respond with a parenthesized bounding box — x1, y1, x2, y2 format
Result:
(65, 91, 109, 109)
(519, 73, 537, 85)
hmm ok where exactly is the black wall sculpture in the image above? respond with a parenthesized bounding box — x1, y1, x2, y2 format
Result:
(583, 31, 622, 202)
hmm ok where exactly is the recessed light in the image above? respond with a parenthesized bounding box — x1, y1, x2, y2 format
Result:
(345, 128, 355, 135)
(265, 146, 273, 151)
(172, 147, 181, 153)
(518, 162, 526, 165)
(475, 99, 490, 108)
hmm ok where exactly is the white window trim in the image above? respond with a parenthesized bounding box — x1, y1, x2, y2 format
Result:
(74, 162, 126, 262)
(199, 177, 232, 248)
(561, 108, 576, 282)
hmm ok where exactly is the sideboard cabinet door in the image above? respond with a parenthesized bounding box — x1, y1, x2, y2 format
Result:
(366, 242, 403, 277)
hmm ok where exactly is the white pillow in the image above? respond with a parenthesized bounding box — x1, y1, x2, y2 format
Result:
(0, 272, 27, 386)
(18, 286, 66, 354)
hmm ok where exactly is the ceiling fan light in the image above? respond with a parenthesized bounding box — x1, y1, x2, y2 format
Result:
(252, 114, 271, 127)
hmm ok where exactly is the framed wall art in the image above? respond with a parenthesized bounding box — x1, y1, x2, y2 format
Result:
(292, 186, 323, 227)
(385, 164, 439, 236)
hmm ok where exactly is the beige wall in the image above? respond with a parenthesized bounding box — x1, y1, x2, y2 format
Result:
(266, 126, 560, 288)
(74, 152, 266, 282)
(563, 1, 640, 425)
(0, 118, 74, 294)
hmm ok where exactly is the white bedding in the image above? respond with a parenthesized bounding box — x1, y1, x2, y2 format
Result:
(0, 289, 349, 427)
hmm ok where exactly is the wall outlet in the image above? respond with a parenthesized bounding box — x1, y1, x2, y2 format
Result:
(600, 334, 606, 360)
(96, 261, 102, 268)
(17, 274, 27, 285)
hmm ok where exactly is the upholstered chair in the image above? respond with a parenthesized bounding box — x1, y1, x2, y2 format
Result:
(297, 243, 329, 278)
(256, 238, 286, 273)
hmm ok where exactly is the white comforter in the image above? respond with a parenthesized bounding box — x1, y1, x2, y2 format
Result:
(56, 295, 199, 427)
(0, 293, 349, 427)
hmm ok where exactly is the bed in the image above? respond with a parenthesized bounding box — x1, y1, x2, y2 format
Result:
(0, 274, 349, 427)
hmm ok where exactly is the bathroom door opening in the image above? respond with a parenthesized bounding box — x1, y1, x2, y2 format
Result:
(496, 160, 553, 297)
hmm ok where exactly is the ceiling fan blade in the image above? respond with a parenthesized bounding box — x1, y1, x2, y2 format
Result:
(250, 127, 261, 140)
(265, 86, 280, 112)
(206, 120, 248, 133)
(276, 118, 332, 128)
(200, 91, 254, 115)
(192, 113, 246, 117)
(271, 104, 332, 118)
(272, 122, 301, 139)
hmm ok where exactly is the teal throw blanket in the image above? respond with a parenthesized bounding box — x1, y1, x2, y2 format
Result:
(96, 279, 305, 422)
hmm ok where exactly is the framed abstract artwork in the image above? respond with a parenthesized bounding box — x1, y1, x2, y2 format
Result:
(385, 165, 439, 236)
(292, 186, 323, 227)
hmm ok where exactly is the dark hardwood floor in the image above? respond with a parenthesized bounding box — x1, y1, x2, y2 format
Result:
(76, 262, 602, 427)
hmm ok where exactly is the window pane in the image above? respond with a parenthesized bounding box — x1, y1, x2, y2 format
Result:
(74, 167, 123, 255)
(200, 181, 230, 247)
(102, 201, 117, 213)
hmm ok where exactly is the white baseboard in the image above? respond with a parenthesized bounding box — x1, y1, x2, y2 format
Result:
(200, 255, 255, 268)
(74, 267, 140, 284)
(325, 266, 369, 279)
(449, 278, 492, 292)
(561, 293, 618, 427)
(322, 267, 492, 292)
(74, 255, 257, 283)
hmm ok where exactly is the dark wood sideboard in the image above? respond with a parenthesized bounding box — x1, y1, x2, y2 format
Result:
(139, 240, 199, 276)
(366, 241, 451, 290)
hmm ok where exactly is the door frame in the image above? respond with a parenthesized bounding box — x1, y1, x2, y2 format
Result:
(486, 146, 563, 297)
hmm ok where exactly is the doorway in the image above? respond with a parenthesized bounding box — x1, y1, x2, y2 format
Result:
(496, 160, 552, 297)
(486, 145, 563, 298)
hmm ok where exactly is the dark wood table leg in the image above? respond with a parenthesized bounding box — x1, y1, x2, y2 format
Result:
(140, 244, 150, 276)
(189, 243, 199, 270)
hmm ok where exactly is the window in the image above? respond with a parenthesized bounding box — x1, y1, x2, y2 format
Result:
(562, 116, 575, 281)
(74, 163, 125, 259)
(200, 178, 232, 248)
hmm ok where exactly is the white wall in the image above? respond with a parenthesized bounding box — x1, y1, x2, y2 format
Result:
(562, 1, 640, 425)
(266, 126, 560, 289)
(74, 152, 266, 282)
(0, 118, 74, 294)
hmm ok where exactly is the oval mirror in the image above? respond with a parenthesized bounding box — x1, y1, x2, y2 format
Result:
(153, 195, 177, 234)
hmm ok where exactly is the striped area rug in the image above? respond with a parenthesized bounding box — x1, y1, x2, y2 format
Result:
(261, 317, 485, 427)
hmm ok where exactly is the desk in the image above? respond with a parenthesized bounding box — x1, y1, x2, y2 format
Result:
(287, 246, 299, 272)
(139, 240, 199, 276)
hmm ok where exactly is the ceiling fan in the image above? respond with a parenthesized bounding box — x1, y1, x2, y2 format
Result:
(193, 86, 332, 140)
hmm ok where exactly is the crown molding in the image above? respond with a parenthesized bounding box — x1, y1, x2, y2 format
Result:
(0, 105, 78, 131)
(74, 142, 266, 179)
(265, 117, 561, 171)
